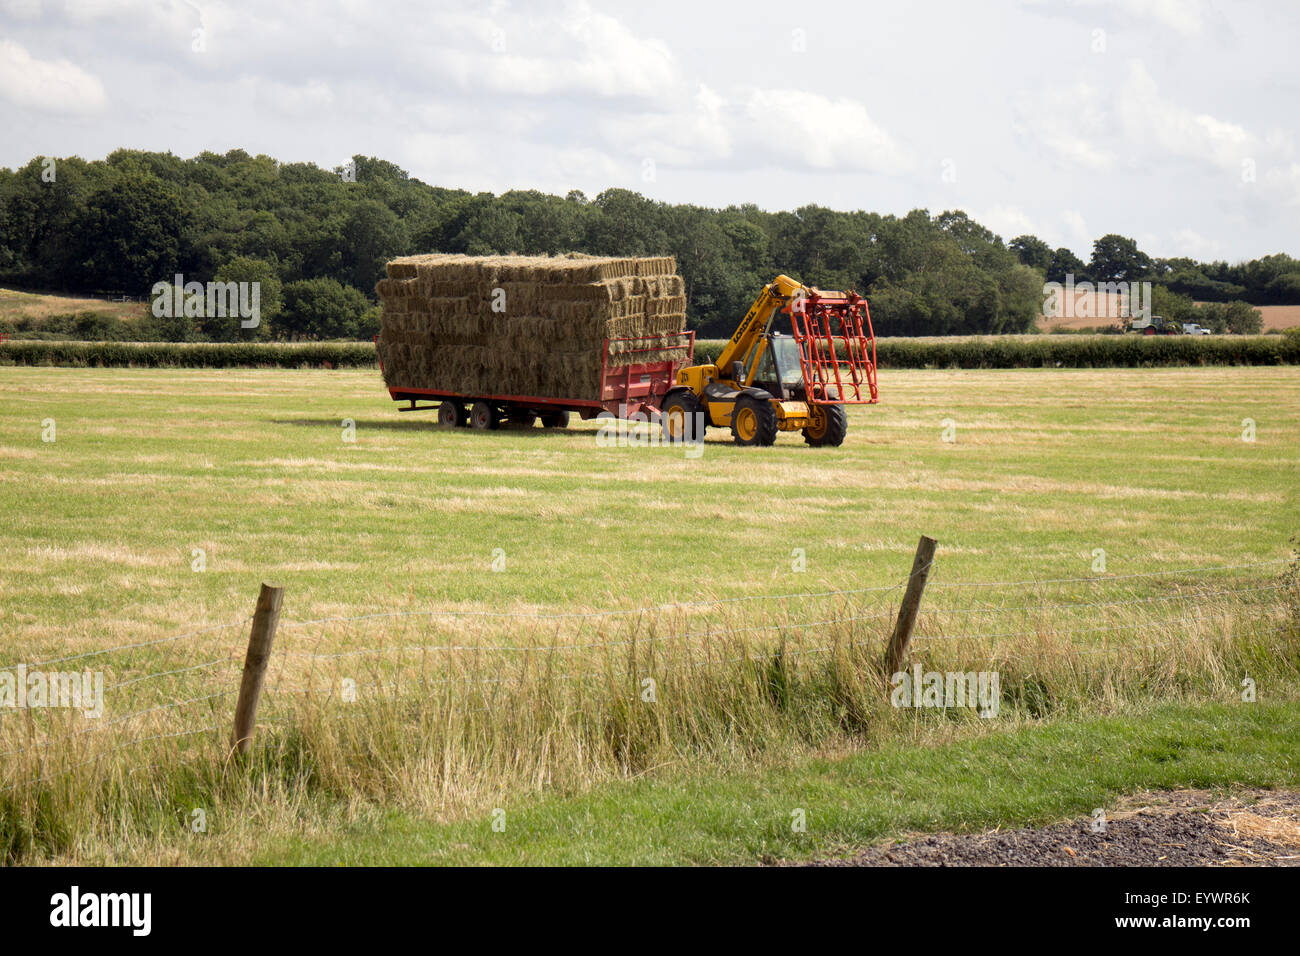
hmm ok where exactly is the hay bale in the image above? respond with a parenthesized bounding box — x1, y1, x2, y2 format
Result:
(376, 254, 689, 400)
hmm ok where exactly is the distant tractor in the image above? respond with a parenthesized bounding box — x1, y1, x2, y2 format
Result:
(1126, 314, 1182, 335)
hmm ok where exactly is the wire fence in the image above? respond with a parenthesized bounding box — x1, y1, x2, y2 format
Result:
(1, 553, 1294, 796)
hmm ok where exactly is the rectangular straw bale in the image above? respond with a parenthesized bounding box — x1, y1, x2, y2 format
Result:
(378, 253, 688, 399)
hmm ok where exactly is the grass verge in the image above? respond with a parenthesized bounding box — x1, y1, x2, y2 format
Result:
(256, 699, 1300, 865)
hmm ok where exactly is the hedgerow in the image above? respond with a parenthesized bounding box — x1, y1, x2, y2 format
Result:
(2, 335, 1296, 371)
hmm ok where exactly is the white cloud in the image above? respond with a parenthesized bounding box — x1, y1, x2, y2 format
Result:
(1261, 162, 1300, 208)
(2, 0, 1296, 258)
(0, 39, 107, 113)
(1115, 60, 1255, 171)
(975, 204, 1038, 240)
(596, 83, 905, 175)
(1, 0, 43, 20)
(742, 89, 907, 174)
(236, 76, 334, 116)
(426, 0, 682, 100)
(1013, 58, 1298, 212)
(598, 83, 732, 166)
(1168, 227, 1225, 260)
(1013, 82, 1116, 171)
(1026, 0, 1211, 37)
(1062, 210, 1090, 251)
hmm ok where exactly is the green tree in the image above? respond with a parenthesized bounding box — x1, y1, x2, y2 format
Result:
(1193, 301, 1261, 334)
(1150, 285, 1197, 327)
(72, 170, 187, 292)
(1221, 300, 1263, 334)
(210, 256, 283, 339)
(1089, 234, 1152, 282)
(340, 199, 409, 290)
(1009, 235, 1052, 272)
(1047, 246, 1087, 284)
(1265, 272, 1300, 303)
(457, 202, 523, 255)
(279, 277, 370, 340)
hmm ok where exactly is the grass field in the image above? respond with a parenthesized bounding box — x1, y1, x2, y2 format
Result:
(0, 287, 147, 324)
(1, 364, 1297, 863)
(3, 365, 1296, 637)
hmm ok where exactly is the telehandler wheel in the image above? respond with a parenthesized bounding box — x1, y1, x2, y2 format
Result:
(731, 396, 778, 447)
(660, 391, 703, 443)
(803, 403, 848, 447)
(437, 401, 466, 429)
(470, 401, 500, 430)
(539, 409, 570, 429)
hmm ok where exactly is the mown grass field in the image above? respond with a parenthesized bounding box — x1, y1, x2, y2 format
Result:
(2, 364, 1296, 638)
(0, 364, 1297, 864)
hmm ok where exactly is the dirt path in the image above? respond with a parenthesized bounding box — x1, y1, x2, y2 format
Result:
(803, 790, 1300, 867)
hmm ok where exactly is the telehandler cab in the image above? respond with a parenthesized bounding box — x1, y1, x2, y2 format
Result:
(659, 275, 878, 447)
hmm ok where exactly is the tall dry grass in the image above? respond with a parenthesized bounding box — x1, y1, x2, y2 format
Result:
(2, 568, 1297, 863)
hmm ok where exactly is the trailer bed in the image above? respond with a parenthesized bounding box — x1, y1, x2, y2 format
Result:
(385, 332, 695, 422)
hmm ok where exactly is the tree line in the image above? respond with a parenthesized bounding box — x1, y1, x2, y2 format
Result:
(1, 149, 1294, 341)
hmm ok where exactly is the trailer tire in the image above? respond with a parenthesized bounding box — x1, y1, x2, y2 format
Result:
(732, 396, 778, 447)
(437, 401, 466, 429)
(506, 407, 538, 427)
(803, 404, 847, 447)
(539, 410, 569, 429)
(470, 401, 500, 430)
(661, 390, 703, 444)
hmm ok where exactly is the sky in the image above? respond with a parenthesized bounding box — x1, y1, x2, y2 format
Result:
(2, 0, 1297, 262)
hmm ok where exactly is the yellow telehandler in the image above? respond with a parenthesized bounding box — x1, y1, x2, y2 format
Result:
(659, 275, 878, 447)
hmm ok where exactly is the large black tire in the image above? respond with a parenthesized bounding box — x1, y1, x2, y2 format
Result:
(731, 395, 778, 447)
(803, 404, 848, 447)
(470, 401, 500, 430)
(539, 409, 569, 429)
(437, 401, 466, 428)
(660, 390, 704, 443)
(506, 407, 538, 427)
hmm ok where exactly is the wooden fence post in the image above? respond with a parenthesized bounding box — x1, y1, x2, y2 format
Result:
(883, 536, 937, 680)
(231, 583, 284, 756)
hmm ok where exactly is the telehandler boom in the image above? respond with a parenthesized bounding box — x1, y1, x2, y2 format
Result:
(659, 275, 878, 447)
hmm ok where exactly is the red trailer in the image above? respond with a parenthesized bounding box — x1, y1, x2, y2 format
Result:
(381, 331, 696, 430)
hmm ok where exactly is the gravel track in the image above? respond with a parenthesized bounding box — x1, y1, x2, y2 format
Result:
(800, 790, 1300, 867)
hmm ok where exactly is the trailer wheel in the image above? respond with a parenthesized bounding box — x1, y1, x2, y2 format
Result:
(506, 408, 538, 427)
(437, 401, 466, 428)
(731, 396, 778, 447)
(539, 410, 569, 429)
(803, 404, 848, 447)
(470, 401, 500, 430)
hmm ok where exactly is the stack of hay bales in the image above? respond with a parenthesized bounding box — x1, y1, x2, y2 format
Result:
(375, 254, 689, 400)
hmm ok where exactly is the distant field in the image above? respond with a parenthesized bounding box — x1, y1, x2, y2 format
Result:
(1038, 299, 1300, 332)
(1252, 305, 1300, 331)
(0, 286, 147, 323)
(1036, 290, 1128, 332)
